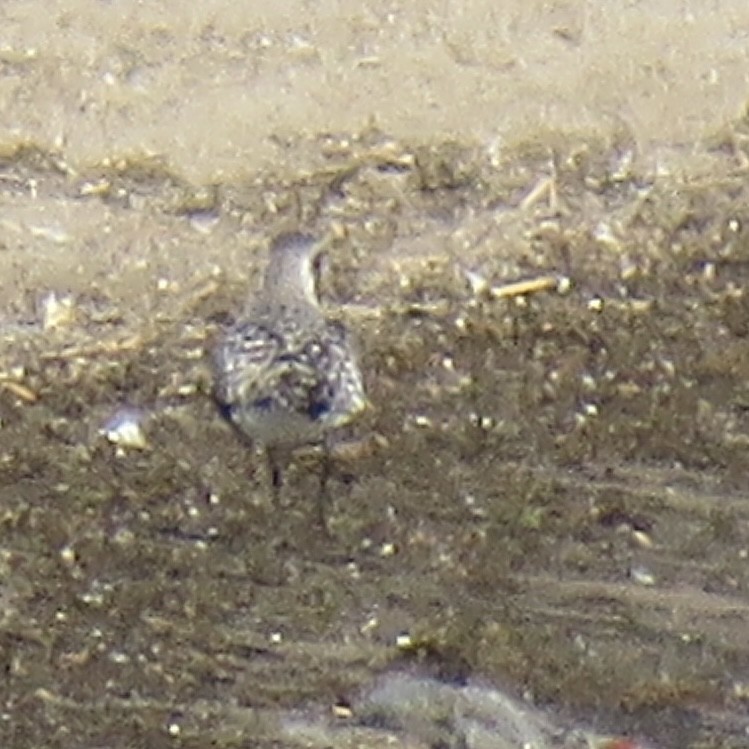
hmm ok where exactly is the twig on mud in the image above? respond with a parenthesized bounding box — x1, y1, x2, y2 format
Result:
(465, 268, 569, 301)
(489, 275, 563, 299)
(520, 175, 560, 212)
(0, 379, 38, 402)
(39, 333, 145, 361)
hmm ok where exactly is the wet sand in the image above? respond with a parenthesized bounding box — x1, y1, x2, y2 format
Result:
(2, 3, 749, 748)
(2, 0, 749, 181)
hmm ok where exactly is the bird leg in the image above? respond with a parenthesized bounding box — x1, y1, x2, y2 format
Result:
(316, 437, 332, 532)
(265, 445, 284, 504)
(265, 441, 333, 533)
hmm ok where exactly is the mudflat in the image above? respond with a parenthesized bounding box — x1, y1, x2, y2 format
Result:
(2, 3, 749, 747)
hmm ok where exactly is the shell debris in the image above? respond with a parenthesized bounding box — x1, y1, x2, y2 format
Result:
(102, 408, 148, 450)
(40, 291, 76, 331)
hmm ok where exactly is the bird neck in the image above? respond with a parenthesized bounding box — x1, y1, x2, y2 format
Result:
(262, 252, 319, 309)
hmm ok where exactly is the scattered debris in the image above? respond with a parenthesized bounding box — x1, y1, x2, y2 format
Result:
(102, 408, 148, 450)
(39, 291, 76, 330)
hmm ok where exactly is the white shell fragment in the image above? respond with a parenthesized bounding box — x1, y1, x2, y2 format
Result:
(629, 564, 656, 587)
(464, 268, 489, 296)
(102, 408, 148, 450)
(40, 291, 76, 330)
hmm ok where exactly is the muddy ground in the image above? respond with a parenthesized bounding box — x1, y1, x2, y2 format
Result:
(1, 121, 749, 748)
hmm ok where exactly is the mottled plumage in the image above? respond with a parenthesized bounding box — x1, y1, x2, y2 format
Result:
(215, 317, 365, 445)
(213, 232, 367, 521)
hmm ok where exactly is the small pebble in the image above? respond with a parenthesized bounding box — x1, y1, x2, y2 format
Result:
(395, 633, 413, 649)
(629, 565, 656, 587)
(556, 275, 572, 294)
(632, 530, 654, 549)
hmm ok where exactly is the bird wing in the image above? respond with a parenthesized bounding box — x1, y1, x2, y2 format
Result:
(215, 319, 364, 429)
(213, 321, 283, 408)
(215, 319, 329, 415)
(319, 321, 367, 422)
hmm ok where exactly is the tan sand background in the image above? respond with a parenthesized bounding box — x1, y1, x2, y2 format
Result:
(1, 0, 748, 181)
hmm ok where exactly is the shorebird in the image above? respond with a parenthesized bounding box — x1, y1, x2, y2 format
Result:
(213, 232, 367, 525)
